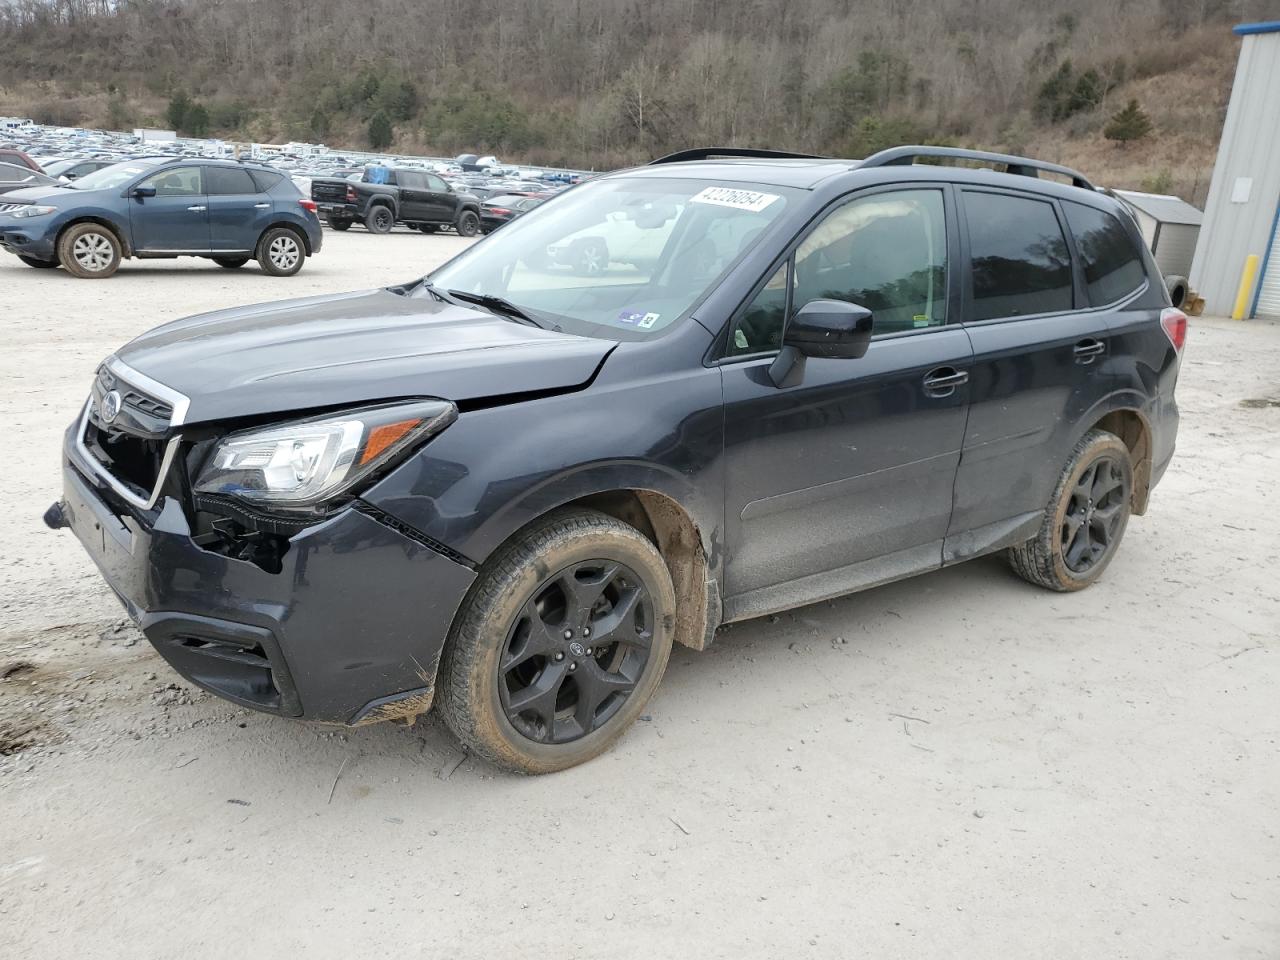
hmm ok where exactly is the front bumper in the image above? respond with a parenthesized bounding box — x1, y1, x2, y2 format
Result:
(0, 219, 57, 260)
(59, 436, 476, 725)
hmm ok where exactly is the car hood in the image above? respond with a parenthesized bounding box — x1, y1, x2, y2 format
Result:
(115, 287, 615, 426)
(0, 184, 80, 204)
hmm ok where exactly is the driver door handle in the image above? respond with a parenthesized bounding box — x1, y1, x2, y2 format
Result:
(187, 205, 207, 212)
(922, 366, 969, 398)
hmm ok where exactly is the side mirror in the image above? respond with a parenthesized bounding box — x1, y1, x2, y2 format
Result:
(131, 185, 156, 199)
(768, 299, 873, 388)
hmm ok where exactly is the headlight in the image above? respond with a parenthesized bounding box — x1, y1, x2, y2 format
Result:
(193, 399, 456, 512)
(9, 205, 57, 219)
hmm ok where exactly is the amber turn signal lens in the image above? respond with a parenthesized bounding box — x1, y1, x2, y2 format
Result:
(359, 419, 423, 465)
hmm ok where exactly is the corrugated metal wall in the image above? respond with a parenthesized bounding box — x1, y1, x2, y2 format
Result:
(1154, 224, 1200, 279)
(1189, 29, 1280, 316)
(1258, 235, 1280, 317)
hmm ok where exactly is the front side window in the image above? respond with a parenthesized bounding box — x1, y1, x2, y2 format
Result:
(1063, 201, 1146, 305)
(140, 166, 203, 197)
(69, 158, 164, 191)
(427, 177, 794, 340)
(426, 174, 449, 192)
(965, 192, 1072, 320)
(793, 189, 948, 335)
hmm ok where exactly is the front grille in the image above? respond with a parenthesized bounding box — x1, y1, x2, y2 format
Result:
(77, 358, 187, 511)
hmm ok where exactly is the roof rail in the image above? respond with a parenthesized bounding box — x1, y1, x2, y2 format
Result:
(649, 147, 825, 165)
(859, 145, 1096, 191)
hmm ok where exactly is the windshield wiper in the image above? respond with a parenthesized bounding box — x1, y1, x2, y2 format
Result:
(447, 289, 551, 329)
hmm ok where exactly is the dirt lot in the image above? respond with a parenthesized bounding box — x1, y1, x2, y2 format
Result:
(0, 228, 1276, 958)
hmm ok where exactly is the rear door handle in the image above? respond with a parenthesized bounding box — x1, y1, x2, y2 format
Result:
(1074, 338, 1106, 363)
(922, 366, 969, 398)
(187, 205, 206, 212)
(253, 202, 270, 209)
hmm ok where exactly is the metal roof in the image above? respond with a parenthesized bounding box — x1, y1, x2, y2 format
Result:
(1113, 189, 1203, 226)
(1234, 21, 1280, 35)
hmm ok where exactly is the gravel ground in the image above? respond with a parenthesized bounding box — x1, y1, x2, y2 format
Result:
(0, 229, 1276, 959)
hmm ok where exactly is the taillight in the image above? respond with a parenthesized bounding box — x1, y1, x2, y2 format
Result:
(345, 185, 357, 202)
(1160, 307, 1187, 352)
(298, 199, 318, 214)
(488, 207, 511, 216)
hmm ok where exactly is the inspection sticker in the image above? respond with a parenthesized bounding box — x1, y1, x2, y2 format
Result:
(689, 186, 780, 213)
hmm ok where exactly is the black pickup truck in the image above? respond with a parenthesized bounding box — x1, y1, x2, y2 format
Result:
(310, 168, 482, 236)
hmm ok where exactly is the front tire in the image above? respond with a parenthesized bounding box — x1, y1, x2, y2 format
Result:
(455, 209, 480, 238)
(439, 510, 676, 774)
(1008, 429, 1133, 592)
(57, 223, 121, 279)
(365, 205, 395, 234)
(18, 255, 59, 269)
(255, 227, 305, 277)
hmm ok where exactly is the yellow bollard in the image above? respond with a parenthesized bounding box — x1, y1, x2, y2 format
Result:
(1232, 254, 1260, 320)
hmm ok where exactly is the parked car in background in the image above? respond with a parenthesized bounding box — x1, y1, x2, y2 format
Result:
(0, 147, 42, 171)
(42, 158, 118, 182)
(47, 145, 1182, 774)
(480, 194, 546, 233)
(0, 157, 322, 278)
(310, 166, 481, 236)
(0, 160, 59, 196)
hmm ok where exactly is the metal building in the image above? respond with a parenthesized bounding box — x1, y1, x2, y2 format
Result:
(1115, 190, 1202, 280)
(1189, 21, 1280, 319)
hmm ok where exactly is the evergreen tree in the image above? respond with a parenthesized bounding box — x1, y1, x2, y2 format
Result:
(367, 110, 393, 150)
(184, 103, 209, 137)
(166, 91, 191, 130)
(1104, 99, 1152, 146)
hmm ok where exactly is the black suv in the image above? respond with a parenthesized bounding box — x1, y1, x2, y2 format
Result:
(49, 146, 1183, 773)
(309, 167, 482, 236)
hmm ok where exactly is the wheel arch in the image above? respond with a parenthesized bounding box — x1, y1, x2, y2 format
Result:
(455, 487, 718, 654)
(261, 220, 311, 255)
(1086, 407, 1154, 515)
(56, 215, 131, 257)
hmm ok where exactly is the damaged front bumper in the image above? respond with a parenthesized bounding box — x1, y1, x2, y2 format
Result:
(55, 429, 476, 725)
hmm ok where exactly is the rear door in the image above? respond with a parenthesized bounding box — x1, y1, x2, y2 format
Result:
(720, 186, 972, 609)
(205, 166, 270, 252)
(129, 165, 210, 253)
(946, 188, 1113, 555)
(395, 171, 431, 220)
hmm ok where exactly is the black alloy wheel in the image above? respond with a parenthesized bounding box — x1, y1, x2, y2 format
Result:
(499, 559, 654, 744)
(1060, 455, 1128, 573)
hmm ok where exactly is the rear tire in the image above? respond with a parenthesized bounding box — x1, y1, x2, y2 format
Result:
(213, 256, 250, 269)
(57, 223, 121, 279)
(455, 209, 480, 238)
(365, 205, 394, 234)
(438, 509, 676, 774)
(1008, 430, 1133, 592)
(419, 223, 439, 234)
(18, 255, 59, 269)
(255, 227, 305, 277)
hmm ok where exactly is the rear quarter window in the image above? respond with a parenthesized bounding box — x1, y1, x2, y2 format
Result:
(248, 169, 286, 192)
(1063, 201, 1147, 305)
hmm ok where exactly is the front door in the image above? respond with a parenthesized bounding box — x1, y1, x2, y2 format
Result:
(719, 187, 972, 616)
(423, 174, 456, 222)
(129, 165, 210, 253)
(395, 171, 432, 221)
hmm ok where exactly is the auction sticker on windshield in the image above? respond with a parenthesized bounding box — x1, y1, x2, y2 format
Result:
(689, 187, 780, 212)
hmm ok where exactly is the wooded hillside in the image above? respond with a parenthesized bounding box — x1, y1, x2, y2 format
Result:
(0, 0, 1261, 202)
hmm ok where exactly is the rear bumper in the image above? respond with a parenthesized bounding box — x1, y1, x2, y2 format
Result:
(317, 202, 358, 222)
(60, 435, 475, 724)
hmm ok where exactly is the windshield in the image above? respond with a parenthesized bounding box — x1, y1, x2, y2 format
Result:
(426, 177, 794, 339)
(70, 158, 164, 190)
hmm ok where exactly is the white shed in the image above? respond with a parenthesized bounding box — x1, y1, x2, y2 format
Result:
(1190, 21, 1280, 318)
(1114, 190, 1202, 280)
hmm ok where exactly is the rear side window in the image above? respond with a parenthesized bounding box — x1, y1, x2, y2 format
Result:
(1063, 202, 1147, 305)
(205, 167, 258, 195)
(398, 171, 425, 190)
(248, 169, 286, 192)
(964, 192, 1072, 320)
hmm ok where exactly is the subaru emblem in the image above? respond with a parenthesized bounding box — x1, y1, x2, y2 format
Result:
(101, 390, 122, 424)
